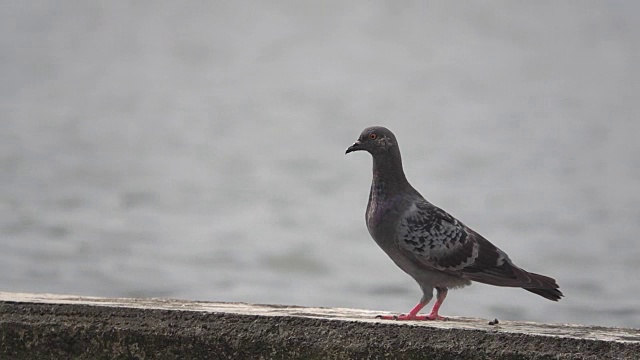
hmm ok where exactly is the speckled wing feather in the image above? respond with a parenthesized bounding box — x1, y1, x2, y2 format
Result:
(397, 201, 480, 272)
(396, 200, 562, 299)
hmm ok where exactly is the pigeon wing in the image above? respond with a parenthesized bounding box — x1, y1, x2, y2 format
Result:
(396, 201, 479, 271)
(397, 200, 562, 299)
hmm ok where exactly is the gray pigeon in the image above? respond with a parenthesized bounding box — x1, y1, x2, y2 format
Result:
(346, 126, 562, 320)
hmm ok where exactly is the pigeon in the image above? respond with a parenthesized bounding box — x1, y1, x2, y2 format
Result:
(346, 126, 563, 321)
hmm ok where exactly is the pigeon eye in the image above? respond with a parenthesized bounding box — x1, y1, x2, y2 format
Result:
(369, 133, 377, 140)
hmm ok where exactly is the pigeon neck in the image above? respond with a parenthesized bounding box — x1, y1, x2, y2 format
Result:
(371, 150, 409, 193)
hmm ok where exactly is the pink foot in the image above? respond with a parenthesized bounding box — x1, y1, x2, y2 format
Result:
(425, 313, 448, 321)
(376, 292, 449, 321)
(376, 313, 448, 321)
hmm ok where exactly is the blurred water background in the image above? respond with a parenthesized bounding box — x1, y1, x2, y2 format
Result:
(1, 1, 639, 328)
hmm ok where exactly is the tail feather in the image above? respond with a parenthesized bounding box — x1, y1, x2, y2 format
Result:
(463, 262, 564, 301)
(460, 235, 563, 301)
(522, 271, 564, 301)
(524, 287, 563, 301)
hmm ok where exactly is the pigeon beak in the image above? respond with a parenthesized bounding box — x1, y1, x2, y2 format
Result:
(345, 141, 363, 154)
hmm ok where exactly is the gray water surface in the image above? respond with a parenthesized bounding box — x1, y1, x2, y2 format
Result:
(1, 1, 639, 328)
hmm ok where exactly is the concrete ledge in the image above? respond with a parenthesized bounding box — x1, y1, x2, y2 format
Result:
(1, 292, 638, 359)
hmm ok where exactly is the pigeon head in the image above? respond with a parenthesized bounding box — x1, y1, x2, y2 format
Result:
(345, 126, 398, 155)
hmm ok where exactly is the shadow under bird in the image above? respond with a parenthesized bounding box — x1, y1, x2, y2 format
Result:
(346, 126, 563, 320)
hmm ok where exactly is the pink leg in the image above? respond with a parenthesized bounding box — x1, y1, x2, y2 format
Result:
(425, 288, 448, 320)
(376, 288, 448, 321)
(376, 301, 429, 320)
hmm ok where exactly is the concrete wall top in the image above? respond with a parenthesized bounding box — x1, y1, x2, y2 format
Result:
(1, 292, 639, 359)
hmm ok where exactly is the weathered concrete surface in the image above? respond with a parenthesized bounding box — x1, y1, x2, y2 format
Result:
(0, 292, 638, 359)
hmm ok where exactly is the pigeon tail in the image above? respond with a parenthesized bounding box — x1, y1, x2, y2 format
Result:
(521, 271, 564, 301)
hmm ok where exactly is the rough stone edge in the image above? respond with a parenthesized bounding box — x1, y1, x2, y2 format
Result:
(0, 292, 639, 359)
